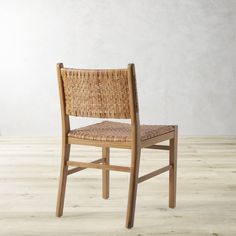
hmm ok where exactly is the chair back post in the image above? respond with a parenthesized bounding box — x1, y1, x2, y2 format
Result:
(127, 64, 140, 147)
(57, 63, 70, 143)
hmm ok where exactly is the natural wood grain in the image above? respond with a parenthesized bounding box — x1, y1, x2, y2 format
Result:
(67, 160, 131, 172)
(138, 165, 172, 184)
(126, 63, 141, 228)
(56, 142, 70, 217)
(145, 144, 170, 150)
(102, 147, 110, 199)
(56, 63, 71, 217)
(68, 136, 132, 149)
(169, 126, 178, 208)
(67, 158, 103, 175)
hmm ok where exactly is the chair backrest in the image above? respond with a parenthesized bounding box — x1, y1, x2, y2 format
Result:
(57, 63, 138, 120)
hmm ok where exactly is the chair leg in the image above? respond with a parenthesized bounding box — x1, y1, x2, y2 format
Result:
(126, 146, 141, 229)
(169, 126, 178, 208)
(102, 147, 110, 199)
(56, 142, 71, 217)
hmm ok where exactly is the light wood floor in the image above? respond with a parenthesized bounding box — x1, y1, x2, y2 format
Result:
(0, 136, 235, 236)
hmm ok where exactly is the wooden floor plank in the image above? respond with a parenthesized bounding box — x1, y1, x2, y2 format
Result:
(0, 136, 236, 235)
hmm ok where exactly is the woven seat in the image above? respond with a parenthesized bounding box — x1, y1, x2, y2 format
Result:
(68, 121, 174, 142)
(56, 63, 178, 229)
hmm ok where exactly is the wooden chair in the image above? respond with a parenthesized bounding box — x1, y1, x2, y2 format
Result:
(56, 63, 178, 228)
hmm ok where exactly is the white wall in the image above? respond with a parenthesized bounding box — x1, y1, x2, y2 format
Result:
(0, 0, 235, 136)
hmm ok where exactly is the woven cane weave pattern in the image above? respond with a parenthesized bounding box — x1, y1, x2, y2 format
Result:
(68, 121, 174, 142)
(61, 68, 130, 118)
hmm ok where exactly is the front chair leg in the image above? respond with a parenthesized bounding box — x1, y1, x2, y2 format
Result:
(126, 146, 141, 229)
(169, 126, 178, 208)
(56, 143, 71, 217)
(102, 147, 110, 199)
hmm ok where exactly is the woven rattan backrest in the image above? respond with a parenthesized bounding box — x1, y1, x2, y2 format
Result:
(59, 66, 131, 119)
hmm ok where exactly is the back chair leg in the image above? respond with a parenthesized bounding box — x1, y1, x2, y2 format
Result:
(56, 143, 71, 217)
(126, 146, 141, 229)
(169, 126, 178, 208)
(102, 147, 110, 199)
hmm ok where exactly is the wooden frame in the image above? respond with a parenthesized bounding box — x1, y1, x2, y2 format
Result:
(56, 63, 178, 228)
